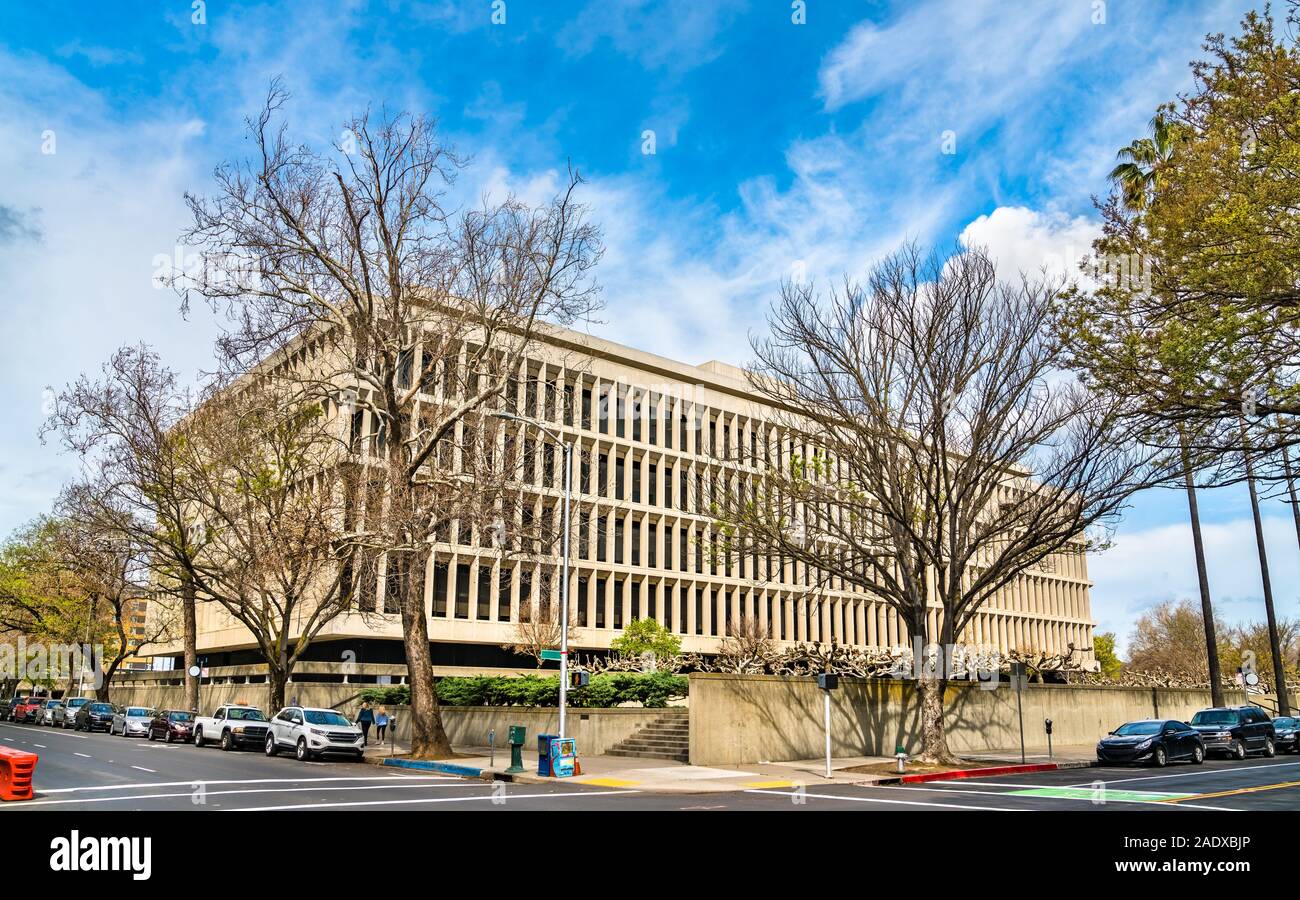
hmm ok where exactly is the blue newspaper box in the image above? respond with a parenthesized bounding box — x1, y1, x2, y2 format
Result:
(536, 734, 557, 776)
(549, 737, 578, 778)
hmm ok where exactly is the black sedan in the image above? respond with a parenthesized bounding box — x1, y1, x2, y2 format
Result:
(1097, 719, 1205, 767)
(74, 702, 116, 732)
(1272, 716, 1300, 753)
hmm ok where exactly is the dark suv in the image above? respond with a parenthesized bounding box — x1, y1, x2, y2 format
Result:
(1189, 706, 1275, 759)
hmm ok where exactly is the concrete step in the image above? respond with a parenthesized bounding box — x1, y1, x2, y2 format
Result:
(605, 747, 689, 762)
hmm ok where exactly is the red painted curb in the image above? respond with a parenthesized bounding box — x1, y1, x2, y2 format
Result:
(897, 762, 1060, 784)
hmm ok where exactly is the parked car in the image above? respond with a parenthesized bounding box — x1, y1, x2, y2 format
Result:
(39, 701, 64, 726)
(74, 702, 116, 732)
(111, 706, 155, 737)
(1271, 716, 1300, 753)
(147, 709, 195, 743)
(193, 705, 269, 751)
(11, 696, 47, 723)
(265, 706, 365, 762)
(1189, 706, 1276, 759)
(57, 697, 90, 728)
(0, 697, 25, 721)
(1097, 719, 1205, 767)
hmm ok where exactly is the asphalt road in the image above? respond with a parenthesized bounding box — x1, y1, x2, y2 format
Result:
(4, 717, 1300, 811)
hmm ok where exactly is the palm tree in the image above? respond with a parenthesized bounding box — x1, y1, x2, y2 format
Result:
(1109, 114, 1181, 210)
(1109, 116, 1225, 703)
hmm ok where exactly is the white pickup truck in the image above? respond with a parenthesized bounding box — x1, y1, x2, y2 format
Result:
(192, 704, 271, 751)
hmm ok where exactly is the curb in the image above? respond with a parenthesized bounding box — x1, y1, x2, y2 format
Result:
(377, 757, 487, 778)
(874, 759, 1096, 786)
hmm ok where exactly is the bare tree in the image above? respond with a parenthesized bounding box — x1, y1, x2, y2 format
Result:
(42, 347, 207, 711)
(715, 614, 775, 674)
(175, 84, 602, 756)
(714, 244, 1169, 763)
(172, 378, 357, 710)
(503, 576, 581, 667)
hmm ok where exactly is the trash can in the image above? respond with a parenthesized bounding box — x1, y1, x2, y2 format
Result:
(537, 733, 557, 776)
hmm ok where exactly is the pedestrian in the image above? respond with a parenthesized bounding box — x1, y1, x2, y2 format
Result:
(357, 700, 374, 747)
(375, 705, 389, 743)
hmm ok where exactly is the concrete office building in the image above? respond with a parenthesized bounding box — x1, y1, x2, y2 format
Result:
(165, 323, 1096, 672)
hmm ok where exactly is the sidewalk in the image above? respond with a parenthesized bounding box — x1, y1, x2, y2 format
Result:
(363, 737, 1096, 793)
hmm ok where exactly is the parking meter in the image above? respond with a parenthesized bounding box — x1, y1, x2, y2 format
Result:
(1044, 717, 1054, 759)
(506, 724, 526, 774)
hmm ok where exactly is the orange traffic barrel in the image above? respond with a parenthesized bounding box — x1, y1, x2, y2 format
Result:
(0, 747, 37, 801)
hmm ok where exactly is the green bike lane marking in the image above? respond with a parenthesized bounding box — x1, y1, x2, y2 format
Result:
(1008, 787, 1193, 803)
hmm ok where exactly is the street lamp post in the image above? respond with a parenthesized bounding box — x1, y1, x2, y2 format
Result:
(491, 411, 575, 738)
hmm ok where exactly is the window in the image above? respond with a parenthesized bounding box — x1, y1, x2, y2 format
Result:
(432, 562, 448, 616)
(664, 405, 673, 448)
(648, 522, 658, 568)
(520, 570, 533, 620)
(632, 460, 642, 503)
(497, 568, 513, 622)
(648, 583, 658, 620)
(631, 520, 641, 566)
(577, 576, 588, 625)
(578, 511, 590, 559)
(648, 394, 658, 445)
(616, 385, 626, 438)
(615, 519, 625, 565)
(564, 384, 574, 427)
(664, 464, 673, 508)
(455, 564, 470, 618)
(680, 528, 689, 572)
(631, 581, 641, 621)
(648, 463, 658, 506)
(582, 387, 592, 430)
(695, 589, 704, 635)
(614, 579, 624, 629)
(595, 578, 607, 628)
(597, 516, 608, 563)
(632, 391, 642, 443)
(599, 386, 610, 435)
(477, 566, 492, 619)
(615, 455, 625, 501)
(598, 454, 609, 496)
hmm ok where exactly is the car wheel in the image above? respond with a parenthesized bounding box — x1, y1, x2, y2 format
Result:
(296, 738, 309, 762)
(1232, 739, 1247, 760)
(147, 728, 155, 742)
(165, 729, 174, 744)
(193, 727, 204, 748)
(1191, 744, 1205, 765)
(220, 730, 235, 752)
(1152, 745, 1167, 767)
(265, 734, 277, 757)
(353, 751, 365, 762)
(1263, 737, 1276, 758)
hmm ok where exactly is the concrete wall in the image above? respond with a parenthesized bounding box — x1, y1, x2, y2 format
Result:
(687, 673, 1255, 766)
(436, 706, 674, 755)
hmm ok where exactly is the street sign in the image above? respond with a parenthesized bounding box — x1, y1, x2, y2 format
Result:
(540, 649, 563, 661)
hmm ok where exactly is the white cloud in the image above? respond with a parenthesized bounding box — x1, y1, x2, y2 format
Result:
(1089, 514, 1300, 656)
(958, 205, 1099, 282)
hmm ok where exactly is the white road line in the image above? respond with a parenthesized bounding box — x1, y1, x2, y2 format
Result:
(1069, 760, 1300, 787)
(131, 766, 156, 773)
(2, 782, 485, 809)
(874, 783, 1235, 811)
(935, 780, 1189, 795)
(35, 775, 456, 795)
(231, 789, 638, 812)
(33, 745, 45, 749)
(0, 723, 85, 739)
(745, 788, 1023, 811)
(73, 752, 91, 759)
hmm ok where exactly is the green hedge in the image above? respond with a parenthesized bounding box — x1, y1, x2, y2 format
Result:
(359, 673, 688, 709)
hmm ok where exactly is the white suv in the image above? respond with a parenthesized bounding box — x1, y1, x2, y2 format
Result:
(265, 706, 365, 761)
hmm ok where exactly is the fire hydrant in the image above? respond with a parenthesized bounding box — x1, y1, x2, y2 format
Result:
(895, 744, 908, 774)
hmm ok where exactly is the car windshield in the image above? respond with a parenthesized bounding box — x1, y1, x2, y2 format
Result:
(1191, 710, 1238, 726)
(47, 702, 61, 708)
(126, 708, 152, 717)
(226, 708, 265, 721)
(304, 710, 351, 727)
(89, 704, 113, 713)
(1273, 717, 1297, 728)
(1113, 722, 1163, 736)
(167, 712, 193, 722)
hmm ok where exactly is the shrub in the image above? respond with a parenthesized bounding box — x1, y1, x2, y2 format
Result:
(359, 673, 689, 708)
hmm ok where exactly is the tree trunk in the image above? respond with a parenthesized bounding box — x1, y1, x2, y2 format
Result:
(182, 576, 200, 712)
(401, 550, 453, 758)
(1241, 427, 1292, 715)
(268, 665, 288, 712)
(915, 677, 956, 764)
(1180, 433, 1223, 706)
(95, 656, 124, 702)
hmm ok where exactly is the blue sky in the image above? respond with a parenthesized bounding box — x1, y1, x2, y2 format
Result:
(0, 0, 1293, 653)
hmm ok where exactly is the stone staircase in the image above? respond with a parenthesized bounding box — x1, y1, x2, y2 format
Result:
(605, 710, 690, 763)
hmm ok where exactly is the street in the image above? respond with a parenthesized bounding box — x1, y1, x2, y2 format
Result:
(4, 718, 1300, 811)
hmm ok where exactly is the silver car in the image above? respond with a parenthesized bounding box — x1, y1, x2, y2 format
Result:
(39, 701, 64, 725)
(57, 697, 90, 728)
(111, 706, 156, 737)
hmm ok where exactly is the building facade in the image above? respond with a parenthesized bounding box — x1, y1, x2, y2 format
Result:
(176, 324, 1097, 671)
